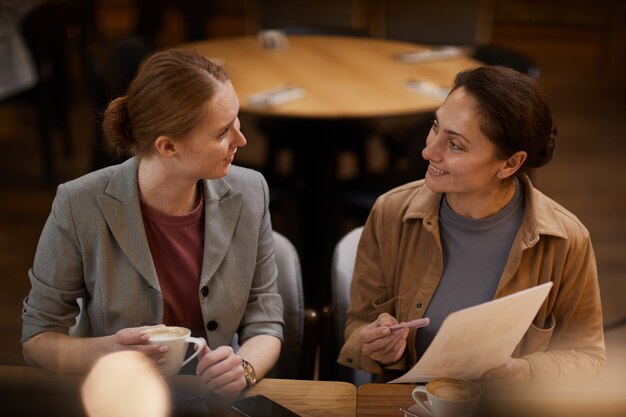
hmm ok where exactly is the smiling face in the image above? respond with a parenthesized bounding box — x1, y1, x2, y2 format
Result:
(421, 87, 515, 213)
(172, 81, 247, 180)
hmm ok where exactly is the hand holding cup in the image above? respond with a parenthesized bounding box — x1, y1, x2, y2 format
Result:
(142, 326, 205, 376)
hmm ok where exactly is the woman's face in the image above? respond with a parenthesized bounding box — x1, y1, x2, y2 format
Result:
(174, 81, 247, 180)
(421, 87, 508, 199)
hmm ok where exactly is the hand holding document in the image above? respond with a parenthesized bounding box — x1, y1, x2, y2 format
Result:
(390, 282, 553, 383)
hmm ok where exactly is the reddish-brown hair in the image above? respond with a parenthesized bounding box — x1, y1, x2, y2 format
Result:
(103, 49, 230, 156)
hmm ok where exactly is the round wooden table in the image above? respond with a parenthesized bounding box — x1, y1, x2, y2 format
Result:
(181, 35, 478, 118)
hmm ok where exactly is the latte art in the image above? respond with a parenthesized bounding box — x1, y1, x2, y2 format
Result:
(147, 328, 188, 341)
(429, 381, 476, 401)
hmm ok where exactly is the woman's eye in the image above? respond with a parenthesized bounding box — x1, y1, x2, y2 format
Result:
(447, 140, 461, 151)
(218, 128, 229, 139)
(431, 119, 439, 132)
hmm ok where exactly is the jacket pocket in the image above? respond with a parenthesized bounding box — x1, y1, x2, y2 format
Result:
(520, 313, 555, 354)
(372, 293, 401, 316)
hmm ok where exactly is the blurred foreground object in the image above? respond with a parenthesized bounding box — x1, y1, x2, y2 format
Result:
(81, 351, 170, 417)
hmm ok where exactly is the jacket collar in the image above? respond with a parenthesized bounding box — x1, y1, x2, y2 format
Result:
(96, 157, 242, 290)
(402, 180, 441, 224)
(402, 174, 568, 243)
(516, 173, 568, 246)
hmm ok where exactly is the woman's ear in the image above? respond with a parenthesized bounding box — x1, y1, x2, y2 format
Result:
(498, 151, 527, 179)
(154, 135, 177, 157)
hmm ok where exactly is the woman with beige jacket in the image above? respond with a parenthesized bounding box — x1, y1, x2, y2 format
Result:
(338, 65, 605, 383)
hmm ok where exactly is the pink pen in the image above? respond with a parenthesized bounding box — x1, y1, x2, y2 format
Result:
(389, 317, 430, 331)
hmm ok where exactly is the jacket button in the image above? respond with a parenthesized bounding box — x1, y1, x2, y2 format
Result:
(417, 303, 423, 308)
(206, 321, 218, 331)
(201, 286, 209, 297)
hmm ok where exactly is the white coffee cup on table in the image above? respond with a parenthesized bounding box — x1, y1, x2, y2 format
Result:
(411, 378, 481, 417)
(143, 326, 205, 376)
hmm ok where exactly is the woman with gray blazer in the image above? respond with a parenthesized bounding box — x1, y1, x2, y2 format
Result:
(21, 49, 284, 398)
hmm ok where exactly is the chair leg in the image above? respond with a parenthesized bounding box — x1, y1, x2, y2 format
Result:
(301, 308, 320, 380)
(318, 305, 339, 381)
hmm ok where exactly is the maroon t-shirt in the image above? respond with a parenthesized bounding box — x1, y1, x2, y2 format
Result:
(140, 193, 205, 338)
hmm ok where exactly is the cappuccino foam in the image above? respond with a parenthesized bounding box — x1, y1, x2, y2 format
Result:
(428, 379, 477, 401)
(146, 327, 188, 341)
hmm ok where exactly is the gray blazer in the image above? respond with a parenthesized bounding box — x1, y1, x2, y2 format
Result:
(22, 158, 284, 349)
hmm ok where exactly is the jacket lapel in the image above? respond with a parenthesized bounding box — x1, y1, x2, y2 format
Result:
(95, 157, 243, 290)
(97, 158, 161, 291)
(200, 177, 242, 285)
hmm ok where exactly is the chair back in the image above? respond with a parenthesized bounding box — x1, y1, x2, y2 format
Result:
(373, 0, 540, 78)
(266, 231, 305, 379)
(246, 0, 370, 35)
(375, 0, 494, 46)
(330, 226, 372, 385)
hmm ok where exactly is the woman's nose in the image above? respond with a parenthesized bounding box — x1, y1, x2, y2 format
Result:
(422, 133, 440, 161)
(234, 127, 247, 148)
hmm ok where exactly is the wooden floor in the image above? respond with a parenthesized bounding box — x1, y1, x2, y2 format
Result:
(0, 14, 625, 389)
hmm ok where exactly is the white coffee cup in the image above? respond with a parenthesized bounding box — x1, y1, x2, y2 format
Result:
(143, 326, 205, 376)
(412, 378, 481, 417)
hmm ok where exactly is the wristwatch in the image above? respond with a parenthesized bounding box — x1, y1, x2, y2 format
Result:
(241, 359, 257, 389)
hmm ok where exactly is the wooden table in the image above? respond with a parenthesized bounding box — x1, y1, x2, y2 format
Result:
(181, 35, 477, 118)
(175, 375, 357, 417)
(180, 35, 480, 308)
(0, 365, 357, 417)
(356, 382, 626, 417)
(357, 383, 417, 416)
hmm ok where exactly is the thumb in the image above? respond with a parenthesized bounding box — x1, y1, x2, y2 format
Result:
(196, 339, 211, 356)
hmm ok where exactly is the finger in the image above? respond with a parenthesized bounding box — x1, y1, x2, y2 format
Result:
(370, 338, 406, 363)
(362, 326, 407, 355)
(133, 343, 168, 357)
(196, 342, 211, 359)
(205, 362, 243, 392)
(116, 324, 165, 345)
(362, 334, 393, 356)
(196, 346, 235, 378)
(116, 330, 148, 346)
(384, 339, 407, 363)
(212, 376, 246, 398)
(375, 313, 398, 327)
(359, 324, 392, 344)
(379, 333, 407, 357)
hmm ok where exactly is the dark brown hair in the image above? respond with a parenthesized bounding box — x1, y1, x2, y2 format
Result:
(451, 65, 556, 171)
(102, 49, 230, 156)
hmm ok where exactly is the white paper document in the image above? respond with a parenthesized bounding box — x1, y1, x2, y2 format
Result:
(389, 282, 553, 383)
